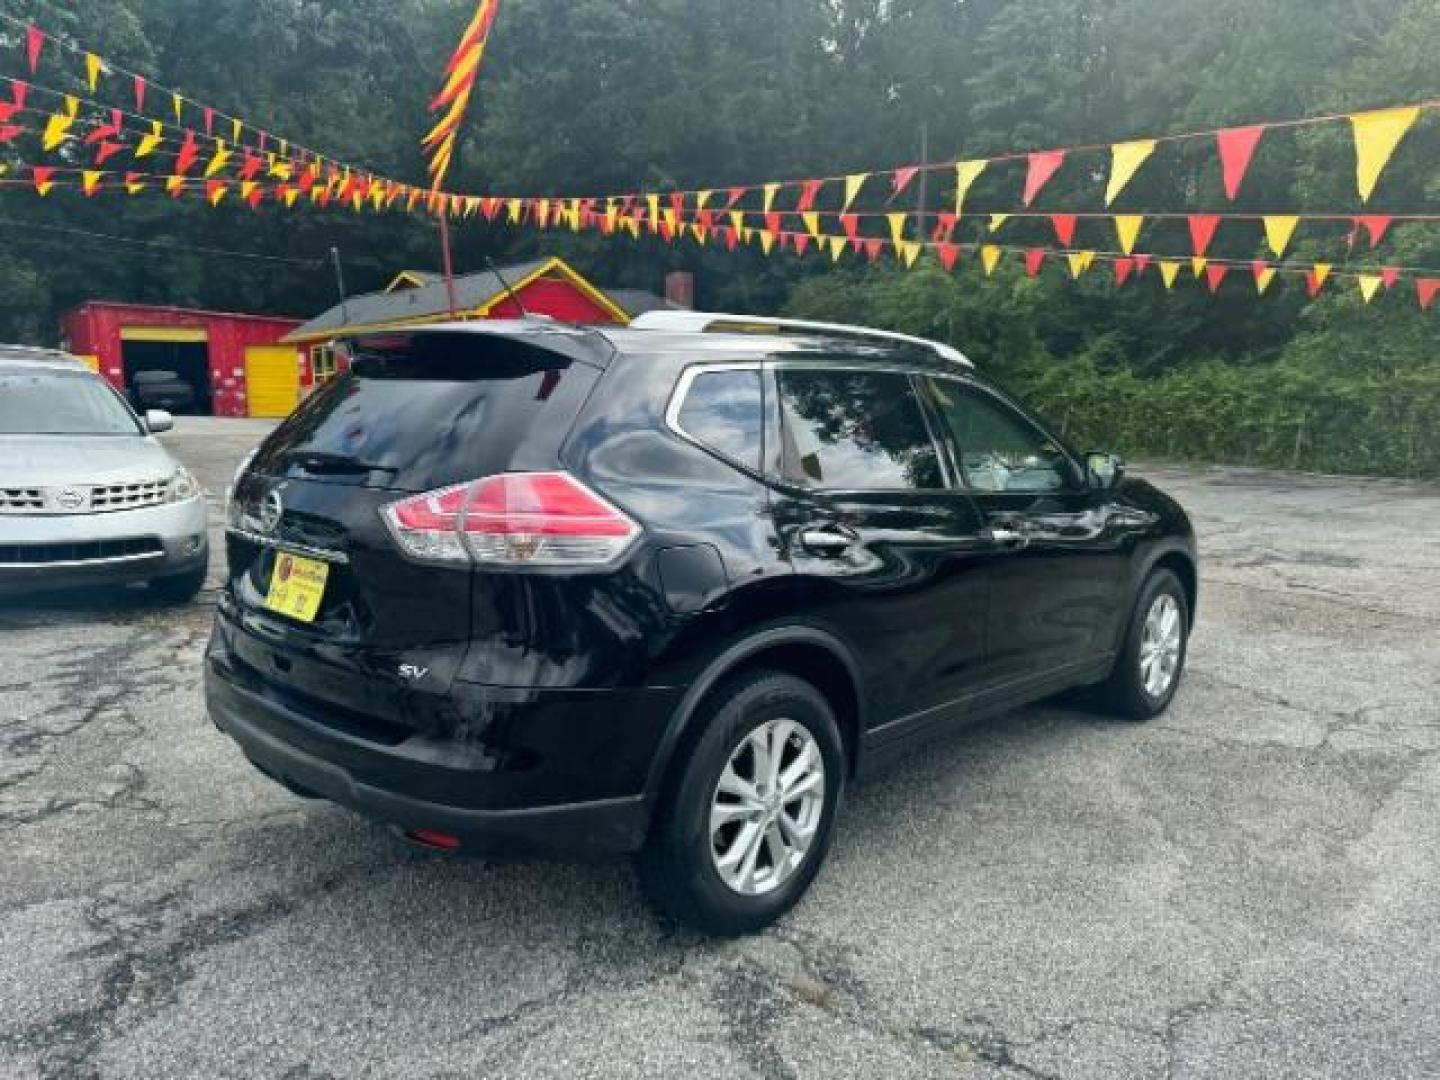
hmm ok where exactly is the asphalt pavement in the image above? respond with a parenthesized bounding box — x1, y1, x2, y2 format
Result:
(2, 418, 1437, 1079)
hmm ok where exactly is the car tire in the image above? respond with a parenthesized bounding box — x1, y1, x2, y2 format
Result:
(1103, 569, 1190, 721)
(636, 669, 844, 936)
(150, 564, 207, 604)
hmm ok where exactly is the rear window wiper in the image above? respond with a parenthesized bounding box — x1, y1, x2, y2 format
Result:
(283, 450, 399, 475)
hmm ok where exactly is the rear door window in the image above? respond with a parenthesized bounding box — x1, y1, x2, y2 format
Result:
(775, 369, 943, 490)
(674, 368, 764, 471)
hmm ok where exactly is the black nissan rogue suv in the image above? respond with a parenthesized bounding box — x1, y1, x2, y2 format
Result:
(206, 318, 1197, 934)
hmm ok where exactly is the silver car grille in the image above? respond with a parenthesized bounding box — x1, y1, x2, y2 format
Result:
(91, 480, 169, 512)
(0, 488, 46, 512)
(0, 480, 169, 516)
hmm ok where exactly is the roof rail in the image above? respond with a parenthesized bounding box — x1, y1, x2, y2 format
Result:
(628, 311, 972, 367)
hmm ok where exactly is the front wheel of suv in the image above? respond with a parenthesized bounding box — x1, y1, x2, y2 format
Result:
(1103, 568, 1190, 721)
(636, 670, 844, 936)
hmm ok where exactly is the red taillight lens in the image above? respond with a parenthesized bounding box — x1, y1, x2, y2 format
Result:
(382, 472, 640, 567)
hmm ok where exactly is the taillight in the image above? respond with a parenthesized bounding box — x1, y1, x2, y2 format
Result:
(381, 472, 641, 568)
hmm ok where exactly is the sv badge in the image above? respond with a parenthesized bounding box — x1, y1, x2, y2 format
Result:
(398, 664, 430, 682)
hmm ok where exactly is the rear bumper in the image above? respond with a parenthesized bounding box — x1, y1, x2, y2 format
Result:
(0, 497, 209, 593)
(204, 621, 681, 858)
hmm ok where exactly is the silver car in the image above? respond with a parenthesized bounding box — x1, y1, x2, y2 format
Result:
(0, 349, 209, 600)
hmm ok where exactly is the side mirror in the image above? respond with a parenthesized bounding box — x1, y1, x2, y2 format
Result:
(145, 409, 174, 434)
(1086, 452, 1126, 491)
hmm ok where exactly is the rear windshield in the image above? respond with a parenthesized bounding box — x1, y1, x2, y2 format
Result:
(0, 372, 142, 436)
(251, 336, 600, 492)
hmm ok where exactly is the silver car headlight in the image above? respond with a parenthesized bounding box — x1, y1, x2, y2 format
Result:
(167, 466, 201, 504)
(226, 449, 259, 525)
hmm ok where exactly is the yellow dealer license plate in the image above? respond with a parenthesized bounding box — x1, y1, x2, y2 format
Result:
(265, 552, 330, 624)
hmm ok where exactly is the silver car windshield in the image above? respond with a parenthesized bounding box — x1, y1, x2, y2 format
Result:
(0, 373, 143, 436)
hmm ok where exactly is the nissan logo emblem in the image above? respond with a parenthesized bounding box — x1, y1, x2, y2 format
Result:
(259, 490, 285, 535)
(56, 487, 88, 512)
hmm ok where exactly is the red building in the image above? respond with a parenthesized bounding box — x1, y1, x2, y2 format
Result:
(60, 302, 303, 418)
(59, 259, 680, 420)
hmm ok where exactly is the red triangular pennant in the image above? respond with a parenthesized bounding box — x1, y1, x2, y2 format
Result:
(94, 140, 123, 166)
(133, 75, 147, 112)
(793, 233, 812, 256)
(11, 81, 29, 110)
(1306, 269, 1328, 298)
(1381, 266, 1400, 290)
(764, 211, 783, 236)
(1023, 151, 1066, 206)
(725, 186, 746, 209)
(1113, 258, 1135, 286)
(1050, 214, 1077, 247)
(839, 213, 860, 240)
(1133, 253, 1153, 275)
(0, 123, 24, 144)
(1355, 215, 1392, 248)
(1024, 249, 1047, 277)
(864, 237, 886, 262)
(892, 166, 919, 196)
(936, 242, 960, 271)
(1418, 279, 1440, 311)
(1189, 215, 1221, 257)
(796, 178, 824, 213)
(25, 25, 44, 74)
(203, 107, 215, 137)
(1206, 264, 1230, 293)
(1251, 260, 1271, 283)
(1216, 125, 1265, 201)
(932, 212, 958, 243)
(175, 130, 200, 175)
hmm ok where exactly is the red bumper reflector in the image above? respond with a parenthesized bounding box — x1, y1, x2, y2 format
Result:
(405, 828, 462, 852)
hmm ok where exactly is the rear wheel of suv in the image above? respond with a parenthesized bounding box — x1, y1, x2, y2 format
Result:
(1103, 569, 1190, 721)
(636, 670, 844, 936)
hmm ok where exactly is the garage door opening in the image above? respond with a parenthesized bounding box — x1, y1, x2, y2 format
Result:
(121, 337, 212, 416)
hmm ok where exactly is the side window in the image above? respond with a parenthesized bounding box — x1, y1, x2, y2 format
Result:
(928, 380, 1073, 493)
(675, 368, 764, 472)
(776, 369, 943, 490)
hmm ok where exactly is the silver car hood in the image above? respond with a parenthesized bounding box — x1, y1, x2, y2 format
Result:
(0, 435, 178, 486)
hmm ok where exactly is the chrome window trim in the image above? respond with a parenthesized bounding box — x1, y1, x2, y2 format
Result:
(664, 362, 766, 474)
(225, 527, 351, 566)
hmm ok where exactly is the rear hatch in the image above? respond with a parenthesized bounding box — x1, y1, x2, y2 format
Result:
(223, 327, 607, 733)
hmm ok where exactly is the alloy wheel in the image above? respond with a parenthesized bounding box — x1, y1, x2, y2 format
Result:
(709, 719, 826, 897)
(1139, 593, 1184, 699)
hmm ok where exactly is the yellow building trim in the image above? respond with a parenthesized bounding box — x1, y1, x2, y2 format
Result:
(384, 271, 432, 293)
(76, 354, 101, 372)
(120, 326, 209, 344)
(285, 257, 630, 344)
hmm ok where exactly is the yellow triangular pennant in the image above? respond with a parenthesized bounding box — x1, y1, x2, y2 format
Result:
(758, 229, 776, 255)
(81, 170, 103, 196)
(802, 211, 822, 238)
(1358, 274, 1383, 303)
(646, 194, 661, 233)
(887, 212, 909, 248)
(1254, 266, 1277, 295)
(507, 198, 523, 223)
(208, 182, 228, 206)
(1068, 251, 1095, 279)
(1114, 215, 1144, 255)
(42, 111, 75, 151)
(1351, 107, 1420, 203)
(954, 160, 988, 217)
(829, 235, 847, 262)
(172, 93, 184, 124)
(981, 245, 1002, 276)
(85, 53, 104, 92)
(1191, 256, 1209, 278)
(1263, 216, 1300, 258)
(729, 210, 746, 235)
(1105, 140, 1156, 205)
(204, 140, 231, 179)
(1158, 260, 1182, 289)
(843, 173, 868, 213)
(899, 240, 922, 268)
(988, 214, 1009, 233)
(695, 189, 713, 210)
(1312, 263, 1333, 288)
(762, 183, 781, 215)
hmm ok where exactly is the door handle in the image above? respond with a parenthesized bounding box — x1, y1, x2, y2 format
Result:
(798, 524, 858, 557)
(987, 519, 1032, 550)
